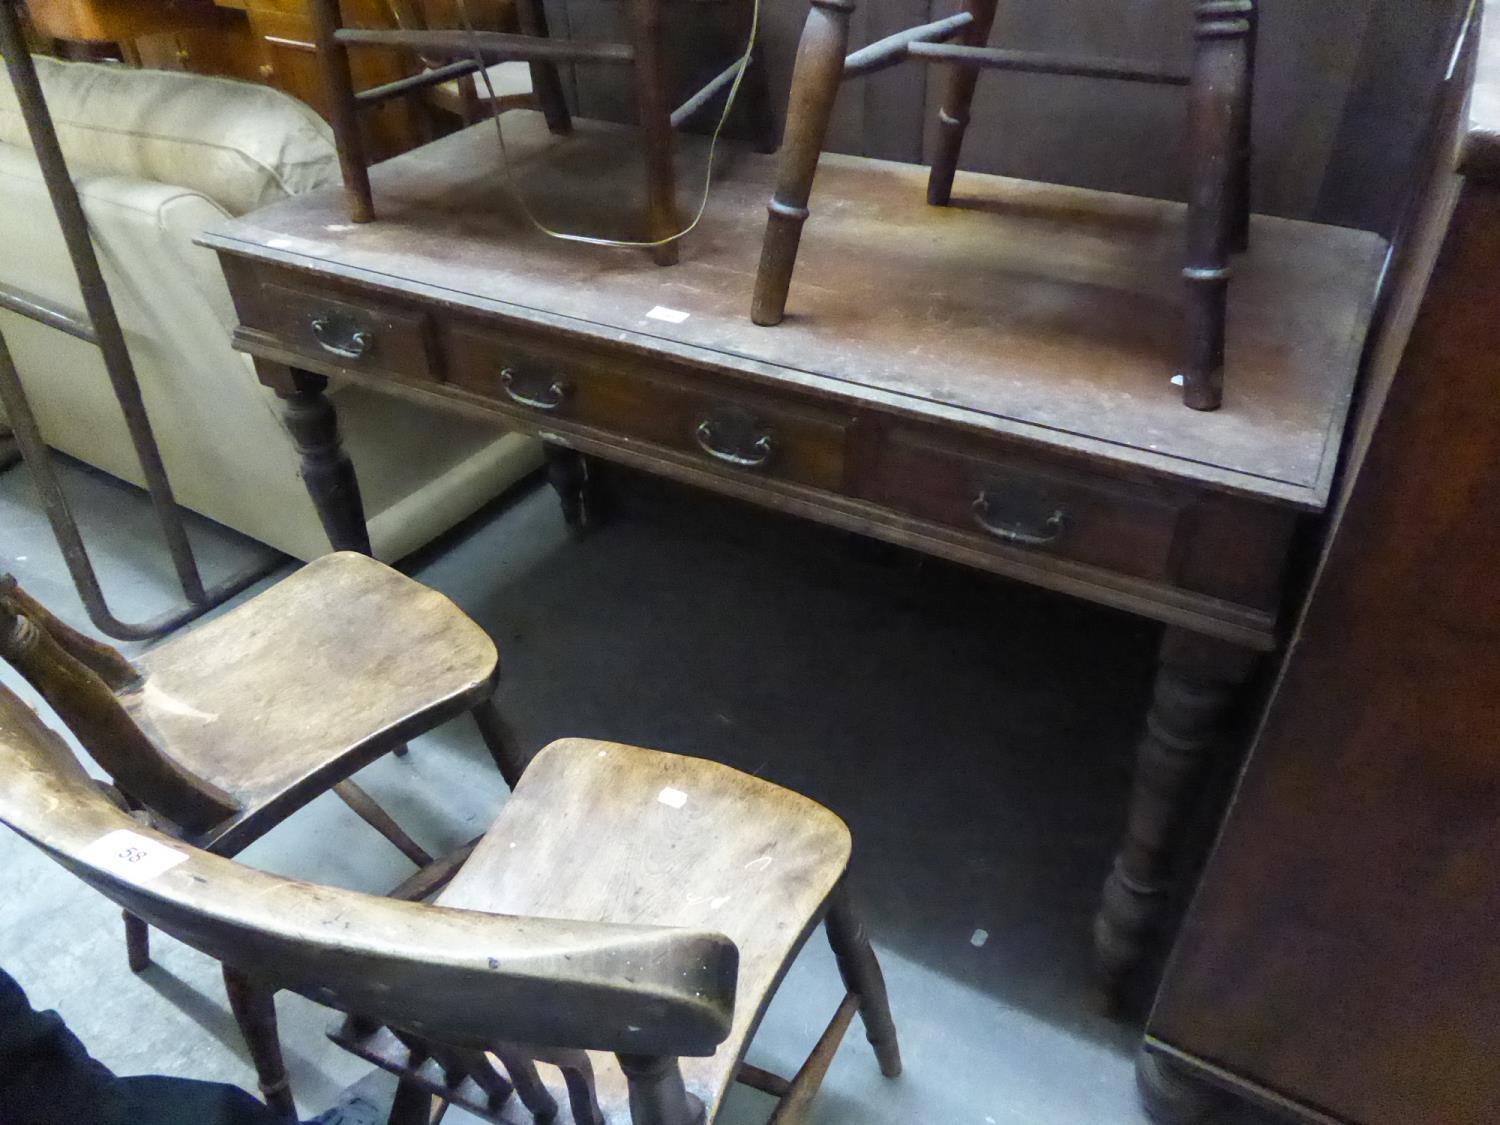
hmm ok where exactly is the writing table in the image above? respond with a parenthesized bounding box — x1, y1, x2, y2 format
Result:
(203, 112, 1385, 986)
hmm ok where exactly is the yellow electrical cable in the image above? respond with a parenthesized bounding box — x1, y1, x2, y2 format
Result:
(457, 0, 761, 249)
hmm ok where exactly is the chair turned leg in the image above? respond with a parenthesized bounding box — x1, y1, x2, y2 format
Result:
(926, 0, 1000, 206)
(222, 967, 297, 1121)
(751, 0, 855, 325)
(1181, 0, 1252, 411)
(472, 696, 526, 789)
(123, 910, 150, 973)
(626, 0, 682, 265)
(1228, 0, 1257, 254)
(824, 883, 901, 1077)
(514, 0, 573, 135)
(308, 0, 375, 223)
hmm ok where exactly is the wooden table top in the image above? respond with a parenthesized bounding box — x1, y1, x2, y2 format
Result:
(204, 112, 1387, 510)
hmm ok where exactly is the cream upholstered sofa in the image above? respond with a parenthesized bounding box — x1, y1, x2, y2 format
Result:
(0, 56, 542, 562)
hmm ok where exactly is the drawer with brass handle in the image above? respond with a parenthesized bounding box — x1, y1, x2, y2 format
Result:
(447, 323, 851, 492)
(254, 282, 438, 382)
(869, 427, 1186, 580)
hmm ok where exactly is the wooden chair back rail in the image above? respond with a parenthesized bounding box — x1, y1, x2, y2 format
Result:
(0, 683, 739, 1065)
(309, 0, 774, 264)
(753, 0, 1257, 412)
(0, 585, 240, 832)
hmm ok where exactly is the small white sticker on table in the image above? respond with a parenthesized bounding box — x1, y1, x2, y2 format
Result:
(646, 306, 691, 324)
(80, 829, 189, 882)
(657, 786, 689, 809)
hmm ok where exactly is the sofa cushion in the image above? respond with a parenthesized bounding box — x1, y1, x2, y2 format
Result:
(0, 55, 338, 215)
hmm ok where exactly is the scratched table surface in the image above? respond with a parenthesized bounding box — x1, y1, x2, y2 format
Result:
(203, 111, 1388, 510)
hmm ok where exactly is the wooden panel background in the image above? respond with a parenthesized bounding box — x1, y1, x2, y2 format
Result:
(540, 0, 1468, 235)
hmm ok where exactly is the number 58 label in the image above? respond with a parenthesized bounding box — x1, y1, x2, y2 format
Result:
(79, 829, 189, 882)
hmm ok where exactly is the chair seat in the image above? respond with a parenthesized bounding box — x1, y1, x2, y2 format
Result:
(124, 552, 497, 817)
(435, 738, 854, 1124)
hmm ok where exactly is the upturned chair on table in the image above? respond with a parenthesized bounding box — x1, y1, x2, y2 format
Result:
(0, 685, 902, 1125)
(753, 0, 1258, 411)
(310, 0, 775, 265)
(0, 552, 521, 1117)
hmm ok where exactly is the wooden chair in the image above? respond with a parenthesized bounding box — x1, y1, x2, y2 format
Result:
(310, 0, 775, 265)
(753, 0, 1258, 412)
(0, 686, 902, 1124)
(0, 552, 522, 1113)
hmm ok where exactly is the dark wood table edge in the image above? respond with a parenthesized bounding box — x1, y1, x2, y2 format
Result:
(199, 229, 1359, 514)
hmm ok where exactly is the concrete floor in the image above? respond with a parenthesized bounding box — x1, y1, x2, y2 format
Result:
(0, 454, 1254, 1125)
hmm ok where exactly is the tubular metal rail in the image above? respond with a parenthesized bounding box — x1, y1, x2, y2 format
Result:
(0, 0, 277, 640)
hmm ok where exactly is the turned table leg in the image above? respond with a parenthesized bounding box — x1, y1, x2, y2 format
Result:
(272, 366, 373, 556)
(752, 0, 855, 326)
(1094, 628, 1258, 994)
(544, 445, 604, 531)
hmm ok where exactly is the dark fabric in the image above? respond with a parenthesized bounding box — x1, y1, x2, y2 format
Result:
(0, 967, 284, 1125)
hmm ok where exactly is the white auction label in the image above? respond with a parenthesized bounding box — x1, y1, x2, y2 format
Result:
(646, 306, 691, 324)
(79, 829, 189, 882)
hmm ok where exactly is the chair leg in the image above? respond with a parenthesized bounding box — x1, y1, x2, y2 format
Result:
(751, 0, 855, 326)
(308, 0, 375, 223)
(625, 0, 681, 265)
(387, 1078, 434, 1125)
(1228, 0, 1258, 254)
(925, 0, 1000, 206)
(333, 779, 435, 866)
(223, 967, 297, 1121)
(472, 697, 526, 788)
(1181, 0, 1252, 411)
(123, 910, 150, 972)
(824, 883, 901, 1077)
(513, 0, 573, 135)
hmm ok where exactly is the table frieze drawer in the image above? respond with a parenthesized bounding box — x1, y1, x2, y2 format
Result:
(447, 324, 851, 492)
(870, 428, 1186, 580)
(253, 282, 438, 383)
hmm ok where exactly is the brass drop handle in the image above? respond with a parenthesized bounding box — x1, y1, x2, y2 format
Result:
(694, 418, 775, 469)
(500, 368, 570, 411)
(310, 316, 372, 360)
(971, 492, 1067, 547)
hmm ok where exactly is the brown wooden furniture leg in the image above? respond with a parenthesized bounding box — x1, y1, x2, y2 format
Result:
(1094, 628, 1258, 993)
(223, 967, 297, 1121)
(1135, 1046, 1234, 1125)
(824, 883, 902, 1077)
(751, 0, 856, 325)
(274, 368, 374, 555)
(123, 909, 150, 972)
(471, 696, 526, 787)
(1228, 0, 1258, 254)
(626, 0, 681, 266)
(543, 444, 602, 531)
(925, 0, 1001, 206)
(617, 1053, 705, 1125)
(513, 0, 573, 135)
(308, 0, 375, 223)
(1181, 0, 1252, 411)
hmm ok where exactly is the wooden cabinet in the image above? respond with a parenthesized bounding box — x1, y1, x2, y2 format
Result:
(1141, 4, 1500, 1122)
